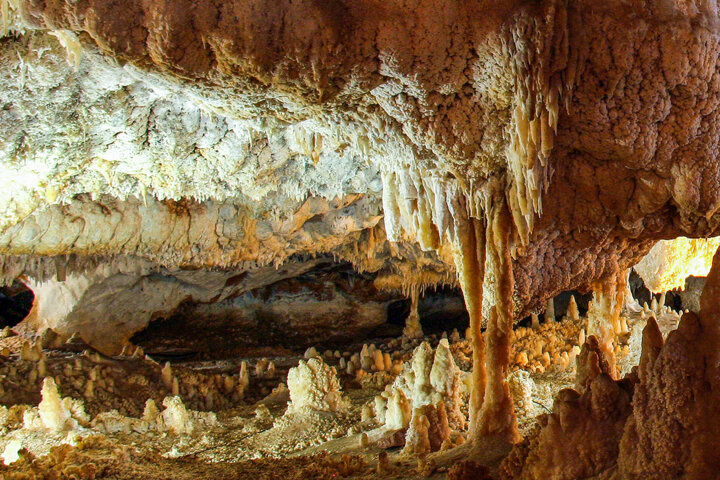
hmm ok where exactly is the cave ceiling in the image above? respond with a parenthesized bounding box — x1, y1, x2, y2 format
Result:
(2, 0, 720, 315)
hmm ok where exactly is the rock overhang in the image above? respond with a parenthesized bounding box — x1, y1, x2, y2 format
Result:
(3, 0, 720, 322)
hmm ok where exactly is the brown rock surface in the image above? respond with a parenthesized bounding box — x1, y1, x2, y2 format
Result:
(502, 246, 720, 479)
(617, 247, 720, 478)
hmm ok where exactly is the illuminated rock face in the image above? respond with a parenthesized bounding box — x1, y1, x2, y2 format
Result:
(634, 237, 720, 293)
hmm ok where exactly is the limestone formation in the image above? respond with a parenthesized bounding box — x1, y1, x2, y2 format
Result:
(634, 237, 720, 293)
(5, 0, 720, 478)
(376, 341, 465, 434)
(286, 358, 344, 414)
(37, 377, 76, 433)
(507, 370, 535, 426)
(403, 287, 424, 339)
(502, 247, 720, 479)
(6, 0, 720, 328)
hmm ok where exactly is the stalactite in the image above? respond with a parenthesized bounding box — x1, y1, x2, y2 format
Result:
(451, 195, 486, 438)
(476, 197, 519, 446)
(381, 172, 403, 243)
(1, 0, 18, 37)
(505, 1, 568, 248)
(403, 286, 424, 339)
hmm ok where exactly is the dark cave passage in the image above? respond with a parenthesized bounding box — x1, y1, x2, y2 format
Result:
(0, 280, 33, 328)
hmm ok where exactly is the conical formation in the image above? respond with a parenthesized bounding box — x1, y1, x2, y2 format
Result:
(501, 247, 720, 479)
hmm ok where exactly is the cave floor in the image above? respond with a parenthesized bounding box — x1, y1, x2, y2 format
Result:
(0, 305, 680, 479)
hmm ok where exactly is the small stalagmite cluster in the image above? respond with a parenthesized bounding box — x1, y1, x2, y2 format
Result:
(371, 340, 465, 446)
(286, 357, 344, 414)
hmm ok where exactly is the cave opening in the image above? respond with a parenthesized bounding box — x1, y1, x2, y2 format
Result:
(384, 286, 469, 337)
(629, 268, 691, 312)
(0, 280, 34, 328)
(130, 261, 406, 361)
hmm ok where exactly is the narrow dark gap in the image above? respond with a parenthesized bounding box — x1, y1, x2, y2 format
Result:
(520, 290, 593, 327)
(629, 269, 652, 306)
(0, 280, 34, 328)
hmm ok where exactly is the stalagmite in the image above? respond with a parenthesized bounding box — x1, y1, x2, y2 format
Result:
(360, 345, 373, 371)
(515, 352, 528, 367)
(426, 401, 451, 451)
(411, 342, 434, 408)
(650, 296, 659, 314)
(20, 341, 32, 361)
(377, 340, 466, 436)
(503, 248, 720, 478)
(531, 313, 540, 330)
(161, 362, 173, 390)
(377, 451, 391, 474)
(385, 389, 412, 430)
(383, 352, 392, 372)
(37, 356, 47, 378)
(161, 396, 193, 435)
(450, 329, 461, 343)
(255, 358, 269, 377)
(171, 377, 180, 396)
(507, 370, 535, 422)
(374, 395, 387, 424)
(429, 339, 465, 429)
(84, 379, 95, 399)
(567, 295, 579, 322)
(10, 1, 720, 477)
(238, 361, 250, 397)
(403, 409, 431, 456)
(544, 298, 554, 323)
(373, 349, 385, 372)
(587, 281, 619, 378)
(613, 272, 628, 335)
(286, 357, 344, 413)
(38, 377, 75, 433)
